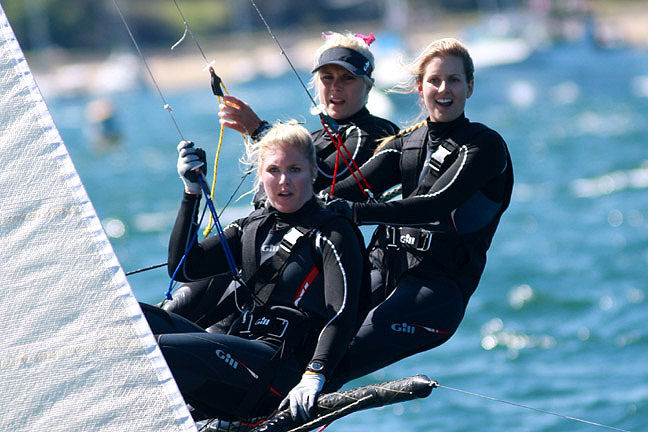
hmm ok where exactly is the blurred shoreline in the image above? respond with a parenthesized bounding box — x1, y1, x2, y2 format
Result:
(26, 4, 648, 98)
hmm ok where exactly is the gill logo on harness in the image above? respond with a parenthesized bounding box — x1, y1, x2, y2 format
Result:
(261, 244, 280, 253)
(216, 349, 239, 369)
(254, 316, 270, 326)
(400, 233, 416, 246)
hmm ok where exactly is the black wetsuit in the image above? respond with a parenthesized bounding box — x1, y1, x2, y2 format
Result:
(311, 107, 398, 192)
(144, 196, 364, 420)
(325, 114, 514, 389)
(166, 108, 398, 327)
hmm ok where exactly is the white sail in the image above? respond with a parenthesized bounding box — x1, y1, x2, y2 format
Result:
(0, 6, 196, 432)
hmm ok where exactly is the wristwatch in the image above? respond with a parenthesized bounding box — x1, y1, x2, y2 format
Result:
(251, 120, 271, 142)
(306, 361, 326, 376)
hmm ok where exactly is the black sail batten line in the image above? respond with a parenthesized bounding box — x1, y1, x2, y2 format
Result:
(111, 0, 246, 297)
(248, 0, 375, 200)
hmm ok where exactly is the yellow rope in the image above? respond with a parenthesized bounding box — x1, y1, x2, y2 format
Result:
(203, 80, 250, 237)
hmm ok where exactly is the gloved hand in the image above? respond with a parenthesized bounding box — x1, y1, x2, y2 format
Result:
(177, 140, 207, 194)
(279, 371, 325, 422)
(325, 198, 355, 222)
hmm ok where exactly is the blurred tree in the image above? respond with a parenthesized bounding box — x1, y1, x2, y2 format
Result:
(2, 0, 465, 53)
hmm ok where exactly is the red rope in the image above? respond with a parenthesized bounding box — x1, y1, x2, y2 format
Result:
(331, 148, 341, 195)
(320, 118, 372, 197)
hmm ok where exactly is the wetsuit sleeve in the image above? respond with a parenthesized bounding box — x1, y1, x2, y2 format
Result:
(324, 137, 404, 202)
(354, 130, 509, 226)
(308, 219, 364, 375)
(168, 192, 243, 281)
(345, 118, 398, 170)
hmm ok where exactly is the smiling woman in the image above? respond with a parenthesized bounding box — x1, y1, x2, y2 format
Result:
(320, 38, 515, 391)
(218, 31, 398, 197)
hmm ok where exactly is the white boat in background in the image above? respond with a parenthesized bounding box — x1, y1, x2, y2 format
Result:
(467, 35, 533, 68)
(463, 11, 549, 69)
(0, 6, 196, 431)
(34, 50, 142, 99)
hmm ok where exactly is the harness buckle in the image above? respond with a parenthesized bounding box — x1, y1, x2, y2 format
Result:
(267, 317, 289, 339)
(280, 227, 304, 253)
(237, 311, 254, 335)
(416, 229, 433, 252)
(385, 226, 399, 248)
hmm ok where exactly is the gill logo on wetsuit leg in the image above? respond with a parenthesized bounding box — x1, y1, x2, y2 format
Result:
(391, 322, 416, 334)
(261, 245, 280, 253)
(391, 322, 450, 335)
(215, 349, 239, 369)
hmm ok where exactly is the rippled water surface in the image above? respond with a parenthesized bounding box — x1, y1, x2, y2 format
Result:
(46, 40, 648, 431)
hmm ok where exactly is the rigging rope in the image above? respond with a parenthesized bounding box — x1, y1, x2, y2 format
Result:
(111, 0, 244, 299)
(436, 382, 633, 432)
(167, 0, 251, 237)
(124, 168, 253, 277)
(111, 0, 184, 141)
(248, 0, 374, 200)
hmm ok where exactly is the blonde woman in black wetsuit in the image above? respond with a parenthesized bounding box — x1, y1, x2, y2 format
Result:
(218, 31, 398, 193)
(323, 38, 514, 389)
(142, 121, 365, 422)
(162, 31, 397, 333)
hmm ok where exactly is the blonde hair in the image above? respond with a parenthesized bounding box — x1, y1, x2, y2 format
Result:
(242, 120, 316, 190)
(310, 32, 375, 103)
(375, 38, 474, 152)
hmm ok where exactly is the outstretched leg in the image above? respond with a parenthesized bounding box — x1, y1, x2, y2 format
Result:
(327, 273, 465, 390)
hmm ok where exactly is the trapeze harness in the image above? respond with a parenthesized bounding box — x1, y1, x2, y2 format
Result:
(325, 117, 514, 389)
(364, 119, 514, 304)
(146, 197, 368, 419)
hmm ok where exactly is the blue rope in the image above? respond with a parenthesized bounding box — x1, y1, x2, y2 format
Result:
(197, 175, 240, 277)
(165, 200, 209, 300)
(165, 177, 242, 301)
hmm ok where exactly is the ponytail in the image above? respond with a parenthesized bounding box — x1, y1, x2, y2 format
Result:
(374, 120, 427, 154)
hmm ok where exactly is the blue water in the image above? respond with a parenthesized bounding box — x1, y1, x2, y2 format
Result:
(45, 40, 648, 431)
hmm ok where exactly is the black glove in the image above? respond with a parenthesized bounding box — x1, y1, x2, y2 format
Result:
(176, 140, 207, 193)
(325, 198, 355, 222)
